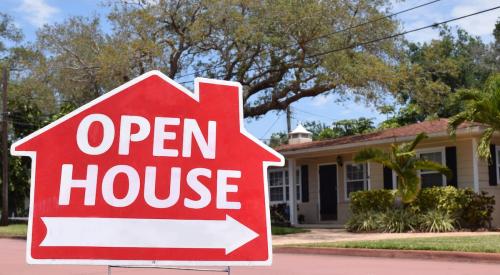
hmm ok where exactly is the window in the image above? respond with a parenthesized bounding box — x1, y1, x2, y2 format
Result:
(269, 171, 284, 202)
(268, 169, 301, 203)
(345, 163, 368, 199)
(418, 149, 445, 188)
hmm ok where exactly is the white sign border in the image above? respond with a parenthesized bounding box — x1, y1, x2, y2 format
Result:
(10, 71, 285, 266)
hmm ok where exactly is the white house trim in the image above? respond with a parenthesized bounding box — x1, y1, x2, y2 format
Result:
(287, 159, 298, 226)
(343, 161, 368, 201)
(472, 138, 480, 192)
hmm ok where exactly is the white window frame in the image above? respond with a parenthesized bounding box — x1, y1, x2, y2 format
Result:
(495, 145, 500, 184)
(268, 168, 301, 204)
(344, 162, 369, 200)
(417, 147, 446, 187)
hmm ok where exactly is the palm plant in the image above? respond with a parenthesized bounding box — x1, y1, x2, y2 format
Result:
(448, 74, 500, 160)
(354, 133, 451, 204)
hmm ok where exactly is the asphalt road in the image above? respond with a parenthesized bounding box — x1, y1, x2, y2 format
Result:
(2, 239, 500, 275)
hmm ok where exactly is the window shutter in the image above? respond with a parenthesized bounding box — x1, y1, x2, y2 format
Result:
(383, 166, 393, 189)
(489, 144, 497, 186)
(445, 146, 458, 187)
(301, 165, 309, 202)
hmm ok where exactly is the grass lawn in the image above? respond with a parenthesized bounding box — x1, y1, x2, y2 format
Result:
(296, 235, 500, 253)
(272, 226, 309, 235)
(0, 224, 27, 238)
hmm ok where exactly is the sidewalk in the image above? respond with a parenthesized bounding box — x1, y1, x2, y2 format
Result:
(272, 228, 500, 246)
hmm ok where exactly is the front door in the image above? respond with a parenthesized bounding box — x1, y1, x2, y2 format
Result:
(319, 164, 337, 220)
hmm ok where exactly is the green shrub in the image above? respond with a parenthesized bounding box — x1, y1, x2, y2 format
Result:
(414, 186, 463, 216)
(419, 210, 456, 232)
(377, 208, 418, 233)
(459, 190, 495, 230)
(345, 187, 495, 232)
(350, 189, 395, 214)
(345, 211, 380, 232)
(270, 203, 289, 225)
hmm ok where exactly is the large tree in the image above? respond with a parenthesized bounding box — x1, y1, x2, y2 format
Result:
(25, 0, 403, 117)
(382, 25, 498, 128)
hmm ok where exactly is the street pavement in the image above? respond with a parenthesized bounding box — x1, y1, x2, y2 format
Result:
(2, 238, 500, 275)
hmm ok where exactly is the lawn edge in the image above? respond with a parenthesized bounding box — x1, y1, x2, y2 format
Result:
(0, 236, 27, 240)
(274, 247, 500, 263)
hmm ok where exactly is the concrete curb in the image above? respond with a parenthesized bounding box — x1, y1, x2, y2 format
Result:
(274, 247, 500, 263)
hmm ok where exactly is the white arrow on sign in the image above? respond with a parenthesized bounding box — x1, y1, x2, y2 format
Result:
(40, 215, 259, 254)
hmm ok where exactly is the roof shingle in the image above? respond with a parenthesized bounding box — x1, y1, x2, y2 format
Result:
(276, 118, 481, 152)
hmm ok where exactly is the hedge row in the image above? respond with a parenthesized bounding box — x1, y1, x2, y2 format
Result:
(347, 186, 495, 232)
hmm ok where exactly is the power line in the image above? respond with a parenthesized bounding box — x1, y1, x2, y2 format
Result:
(174, 0, 443, 80)
(260, 112, 284, 139)
(178, 5, 499, 85)
(307, 5, 500, 59)
(292, 107, 336, 121)
(300, 0, 443, 45)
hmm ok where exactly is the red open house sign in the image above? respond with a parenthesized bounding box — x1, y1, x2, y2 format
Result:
(11, 71, 284, 266)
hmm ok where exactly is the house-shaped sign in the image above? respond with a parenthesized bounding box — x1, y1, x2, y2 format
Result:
(11, 71, 284, 266)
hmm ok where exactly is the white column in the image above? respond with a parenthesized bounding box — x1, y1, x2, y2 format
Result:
(472, 138, 480, 193)
(287, 158, 298, 226)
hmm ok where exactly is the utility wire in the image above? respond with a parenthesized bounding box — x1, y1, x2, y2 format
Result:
(174, 0, 443, 80)
(260, 112, 284, 139)
(307, 5, 500, 59)
(293, 107, 337, 121)
(178, 5, 500, 85)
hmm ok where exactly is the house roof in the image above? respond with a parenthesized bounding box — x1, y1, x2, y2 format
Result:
(276, 118, 482, 153)
(290, 124, 312, 135)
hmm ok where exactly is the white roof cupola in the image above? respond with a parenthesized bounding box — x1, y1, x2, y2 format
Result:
(288, 123, 312, 144)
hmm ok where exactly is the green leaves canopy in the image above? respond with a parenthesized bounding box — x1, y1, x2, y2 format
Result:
(448, 74, 500, 160)
(19, 0, 402, 118)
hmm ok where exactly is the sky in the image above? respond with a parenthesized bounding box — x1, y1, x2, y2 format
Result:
(0, 0, 499, 141)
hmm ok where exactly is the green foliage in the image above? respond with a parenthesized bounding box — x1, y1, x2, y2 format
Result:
(376, 208, 418, 233)
(346, 187, 495, 233)
(19, 0, 403, 118)
(345, 211, 381, 233)
(414, 186, 464, 216)
(449, 73, 500, 160)
(271, 226, 309, 236)
(268, 131, 288, 148)
(418, 210, 455, 232)
(270, 203, 289, 225)
(302, 118, 375, 141)
(382, 26, 498, 128)
(302, 121, 329, 141)
(349, 189, 395, 214)
(354, 132, 451, 204)
(331, 118, 375, 137)
(0, 12, 22, 54)
(460, 190, 495, 230)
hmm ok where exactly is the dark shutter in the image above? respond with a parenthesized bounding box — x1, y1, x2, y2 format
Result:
(383, 166, 393, 189)
(489, 144, 497, 186)
(301, 165, 309, 202)
(445, 146, 458, 187)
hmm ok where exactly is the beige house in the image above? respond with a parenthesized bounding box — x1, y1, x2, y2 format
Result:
(269, 119, 500, 227)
